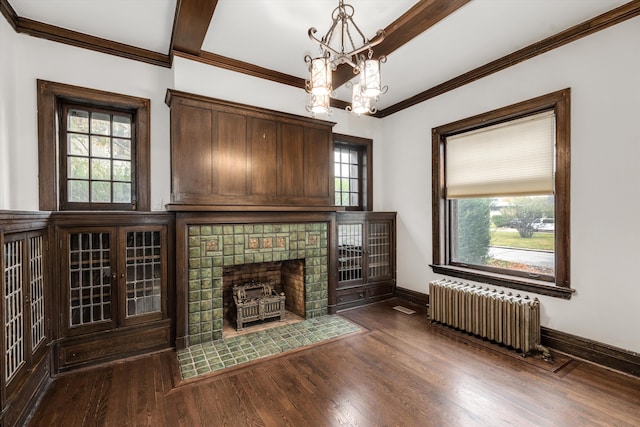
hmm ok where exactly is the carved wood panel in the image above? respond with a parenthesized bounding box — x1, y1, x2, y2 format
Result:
(166, 90, 335, 207)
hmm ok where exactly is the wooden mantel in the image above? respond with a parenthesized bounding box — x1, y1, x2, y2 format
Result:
(166, 204, 345, 212)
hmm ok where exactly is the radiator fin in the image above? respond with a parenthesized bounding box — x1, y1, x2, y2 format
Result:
(429, 279, 541, 356)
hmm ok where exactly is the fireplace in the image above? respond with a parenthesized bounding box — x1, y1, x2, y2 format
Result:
(222, 259, 306, 328)
(184, 221, 329, 345)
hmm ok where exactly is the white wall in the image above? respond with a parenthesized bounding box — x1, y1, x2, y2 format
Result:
(0, 17, 16, 209)
(379, 17, 640, 353)
(0, 19, 174, 211)
(3, 12, 638, 352)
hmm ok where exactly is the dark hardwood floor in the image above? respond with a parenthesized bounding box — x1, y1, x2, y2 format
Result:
(28, 299, 640, 426)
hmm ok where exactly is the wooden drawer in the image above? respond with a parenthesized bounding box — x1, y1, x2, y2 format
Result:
(56, 320, 171, 372)
(367, 283, 394, 301)
(337, 287, 366, 309)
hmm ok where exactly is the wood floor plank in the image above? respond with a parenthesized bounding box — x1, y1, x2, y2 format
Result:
(28, 299, 640, 427)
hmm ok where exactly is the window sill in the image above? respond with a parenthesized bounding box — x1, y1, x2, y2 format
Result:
(429, 264, 574, 299)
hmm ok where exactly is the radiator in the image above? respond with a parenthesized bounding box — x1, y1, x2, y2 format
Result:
(429, 279, 550, 359)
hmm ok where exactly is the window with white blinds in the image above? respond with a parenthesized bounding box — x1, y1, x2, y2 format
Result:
(431, 88, 571, 298)
(445, 111, 555, 199)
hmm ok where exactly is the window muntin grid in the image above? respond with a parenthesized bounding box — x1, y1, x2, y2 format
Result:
(125, 231, 162, 317)
(29, 235, 46, 350)
(368, 222, 390, 278)
(63, 105, 134, 208)
(334, 145, 360, 208)
(68, 232, 112, 326)
(337, 223, 363, 282)
(4, 240, 25, 382)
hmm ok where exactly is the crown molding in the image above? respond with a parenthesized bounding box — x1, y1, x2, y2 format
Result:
(376, 0, 640, 118)
(1, 0, 171, 67)
(0, 0, 18, 31)
(3, 0, 639, 117)
(174, 50, 305, 89)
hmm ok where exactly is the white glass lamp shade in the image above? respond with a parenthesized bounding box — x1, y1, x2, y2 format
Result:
(350, 83, 371, 115)
(309, 57, 332, 95)
(360, 59, 381, 98)
(310, 94, 330, 114)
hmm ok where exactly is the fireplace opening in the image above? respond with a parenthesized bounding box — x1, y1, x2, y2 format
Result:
(222, 259, 305, 336)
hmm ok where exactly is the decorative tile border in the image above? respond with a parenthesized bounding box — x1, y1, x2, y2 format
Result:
(177, 315, 361, 380)
(187, 222, 328, 345)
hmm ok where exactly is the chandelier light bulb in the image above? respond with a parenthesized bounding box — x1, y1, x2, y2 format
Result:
(360, 58, 381, 98)
(306, 93, 331, 116)
(350, 83, 371, 115)
(308, 57, 332, 95)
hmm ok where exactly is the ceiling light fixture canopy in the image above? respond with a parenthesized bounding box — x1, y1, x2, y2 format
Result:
(305, 0, 388, 116)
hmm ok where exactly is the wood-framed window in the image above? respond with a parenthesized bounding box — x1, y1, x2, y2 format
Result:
(60, 103, 136, 209)
(333, 133, 373, 211)
(431, 89, 572, 299)
(37, 80, 150, 211)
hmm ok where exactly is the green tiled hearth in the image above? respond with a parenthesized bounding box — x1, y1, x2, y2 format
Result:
(187, 222, 329, 345)
(177, 315, 361, 380)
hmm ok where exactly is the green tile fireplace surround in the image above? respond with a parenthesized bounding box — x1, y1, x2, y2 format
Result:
(186, 221, 329, 345)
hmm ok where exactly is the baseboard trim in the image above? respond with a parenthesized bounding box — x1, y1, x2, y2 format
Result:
(395, 287, 429, 307)
(395, 288, 639, 378)
(541, 327, 640, 378)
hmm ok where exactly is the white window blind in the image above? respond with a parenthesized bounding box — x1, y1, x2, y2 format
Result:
(445, 111, 555, 198)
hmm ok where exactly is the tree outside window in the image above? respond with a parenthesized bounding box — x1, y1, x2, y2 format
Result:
(431, 89, 571, 298)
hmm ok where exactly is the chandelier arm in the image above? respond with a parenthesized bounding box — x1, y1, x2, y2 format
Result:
(323, 17, 340, 46)
(310, 31, 358, 68)
(309, 27, 340, 56)
(338, 30, 386, 62)
(344, 36, 384, 62)
(344, 16, 368, 46)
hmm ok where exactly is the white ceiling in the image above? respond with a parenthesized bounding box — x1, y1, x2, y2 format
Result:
(8, 0, 631, 110)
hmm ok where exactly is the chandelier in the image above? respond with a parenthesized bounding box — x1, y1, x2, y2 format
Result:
(305, 0, 387, 116)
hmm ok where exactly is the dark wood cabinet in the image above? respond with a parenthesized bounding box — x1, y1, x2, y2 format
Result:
(336, 212, 396, 309)
(0, 213, 51, 426)
(52, 213, 174, 372)
(165, 90, 335, 207)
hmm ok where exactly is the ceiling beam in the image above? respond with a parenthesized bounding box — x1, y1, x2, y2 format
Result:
(174, 51, 305, 88)
(376, 0, 640, 118)
(331, 0, 472, 89)
(171, 0, 219, 55)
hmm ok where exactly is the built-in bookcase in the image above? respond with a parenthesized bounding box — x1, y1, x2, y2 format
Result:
(0, 219, 50, 427)
(53, 213, 173, 372)
(336, 212, 396, 309)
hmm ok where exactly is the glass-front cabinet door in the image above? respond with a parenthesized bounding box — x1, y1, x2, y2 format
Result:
(63, 228, 117, 336)
(62, 225, 167, 334)
(367, 220, 392, 282)
(335, 212, 396, 310)
(119, 226, 166, 326)
(337, 222, 363, 285)
(2, 230, 48, 394)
